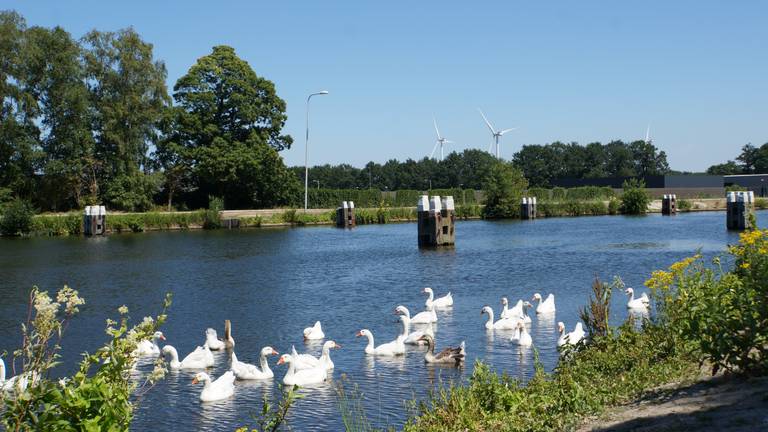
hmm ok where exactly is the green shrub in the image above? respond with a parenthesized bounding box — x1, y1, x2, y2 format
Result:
(620, 179, 650, 215)
(608, 197, 620, 215)
(754, 198, 768, 210)
(0, 198, 35, 236)
(725, 184, 747, 192)
(481, 162, 528, 219)
(103, 173, 161, 212)
(203, 196, 224, 229)
(649, 229, 768, 375)
(677, 199, 692, 211)
(31, 214, 82, 236)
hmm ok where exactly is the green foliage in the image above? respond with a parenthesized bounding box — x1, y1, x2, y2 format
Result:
(755, 198, 768, 210)
(30, 213, 82, 236)
(648, 229, 768, 375)
(725, 184, 748, 192)
(579, 277, 616, 339)
(236, 385, 300, 432)
(512, 140, 670, 187)
(481, 161, 528, 219)
(335, 377, 374, 432)
(0, 198, 35, 236)
(405, 324, 694, 431)
(677, 198, 693, 211)
(203, 196, 224, 229)
(619, 178, 650, 214)
(536, 200, 608, 217)
(608, 197, 620, 215)
(103, 173, 162, 212)
(0, 287, 171, 431)
(163, 45, 299, 209)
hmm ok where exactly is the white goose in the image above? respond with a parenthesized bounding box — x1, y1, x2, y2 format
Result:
(510, 321, 533, 346)
(231, 347, 279, 380)
(519, 301, 533, 324)
(625, 288, 650, 310)
(223, 320, 235, 349)
(203, 328, 225, 350)
(401, 304, 437, 325)
(135, 331, 165, 356)
(192, 371, 235, 402)
(162, 344, 214, 370)
(423, 287, 453, 309)
(481, 306, 517, 330)
(356, 329, 404, 356)
(278, 354, 327, 386)
(291, 341, 341, 371)
(531, 293, 556, 314)
(557, 322, 585, 347)
(395, 305, 434, 345)
(303, 321, 325, 340)
(0, 358, 28, 394)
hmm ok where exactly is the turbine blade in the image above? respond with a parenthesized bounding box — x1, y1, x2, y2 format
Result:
(478, 108, 496, 134)
(444, 140, 454, 144)
(499, 128, 518, 135)
(645, 124, 650, 143)
(433, 117, 442, 140)
(430, 141, 439, 159)
(487, 141, 494, 153)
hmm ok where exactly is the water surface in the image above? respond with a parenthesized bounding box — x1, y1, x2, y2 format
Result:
(0, 211, 754, 431)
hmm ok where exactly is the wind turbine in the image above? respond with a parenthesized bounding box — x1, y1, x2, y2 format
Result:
(478, 109, 517, 158)
(644, 124, 651, 144)
(430, 117, 453, 161)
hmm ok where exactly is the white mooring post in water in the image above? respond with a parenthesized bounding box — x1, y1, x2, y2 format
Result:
(336, 201, 356, 228)
(662, 194, 677, 215)
(521, 197, 537, 220)
(417, 195, 455, 247)
(83, 205, 106, 236)
(727, 191, 753, 230)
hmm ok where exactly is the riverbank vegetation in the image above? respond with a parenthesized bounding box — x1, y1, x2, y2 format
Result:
(0, 288, 171, 430)
(400, 227, 768, 431)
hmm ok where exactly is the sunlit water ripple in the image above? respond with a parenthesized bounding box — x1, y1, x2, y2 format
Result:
(0, 210, 757, 431)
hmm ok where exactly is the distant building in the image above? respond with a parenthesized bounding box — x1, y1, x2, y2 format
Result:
(724, 174, 768, 197)
(550, 175, 724, 198)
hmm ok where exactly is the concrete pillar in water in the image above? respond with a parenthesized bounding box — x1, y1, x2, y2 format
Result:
(336, 201, 355, 228)
(83, 205, 107, 236)
(521, 197, 537, 220)
(727, 191, 753, 230)
(662, 194, 677, 215)
(417, 195, 455, 247)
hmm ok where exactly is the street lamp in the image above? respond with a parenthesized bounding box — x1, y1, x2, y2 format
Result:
(304, 90, 329, 211)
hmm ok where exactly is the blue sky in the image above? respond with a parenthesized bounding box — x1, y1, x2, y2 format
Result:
(6, 1, 767, 171)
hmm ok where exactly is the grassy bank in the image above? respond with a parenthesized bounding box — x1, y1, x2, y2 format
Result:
(400, 227, 768, 431)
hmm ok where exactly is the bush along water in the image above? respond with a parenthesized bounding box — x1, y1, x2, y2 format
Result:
(619, 178, 650, 215)
(0, 198, 35, 236)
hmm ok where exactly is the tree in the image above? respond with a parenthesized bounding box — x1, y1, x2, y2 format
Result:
(162, 46, 298, 209)
(0, 11, 39, 200)
(81, 28, 169, 208)
(620, 178, 650, 215)
(736, 144, 758, 173)
(481, 161, 528, 218)
(22, 25, 94, 210)
(707, 160, 741, 175)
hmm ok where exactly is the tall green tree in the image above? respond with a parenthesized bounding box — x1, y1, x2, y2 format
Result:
(22, 25, 94, 210)
(161, 45, 298, 209)
(81, 28, 169, 208)
(0, 11, 39, 200)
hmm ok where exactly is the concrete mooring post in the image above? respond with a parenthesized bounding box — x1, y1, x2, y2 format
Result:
(417, 195, 455, 247)
(83, 205, 106, 236)
(521, 197, 537, 220)
(727, 191, 754, 230)
(662, 194, 677, 215)
(336, 201, 356, 228)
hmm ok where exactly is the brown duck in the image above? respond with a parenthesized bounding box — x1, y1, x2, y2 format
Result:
(417, 334, 465, 366)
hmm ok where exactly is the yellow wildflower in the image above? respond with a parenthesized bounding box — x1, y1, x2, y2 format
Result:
(740, 262, 751, 269)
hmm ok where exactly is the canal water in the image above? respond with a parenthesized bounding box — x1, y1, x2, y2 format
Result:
(0, 211, 756, 431)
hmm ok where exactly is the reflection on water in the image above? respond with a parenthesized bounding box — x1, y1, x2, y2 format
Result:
(0, 211, 758, 431)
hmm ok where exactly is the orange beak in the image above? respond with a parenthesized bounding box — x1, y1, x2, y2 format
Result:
(277, 357, 285, 365)
(192, 377, 199, 384)
(271, 350, 279, 356)
(160, 335, 166, 341)
(355, 331, 363, 337)
(334, 343, 342, 349)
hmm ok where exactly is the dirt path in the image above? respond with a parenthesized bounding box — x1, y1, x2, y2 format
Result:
(579, 375, 768, 431)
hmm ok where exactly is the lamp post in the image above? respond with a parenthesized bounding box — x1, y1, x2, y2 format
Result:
(313, 180, 320, 190)
(304, 90, 329, 211)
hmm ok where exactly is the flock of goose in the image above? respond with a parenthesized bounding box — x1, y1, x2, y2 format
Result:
(0, 286, 651, 403)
